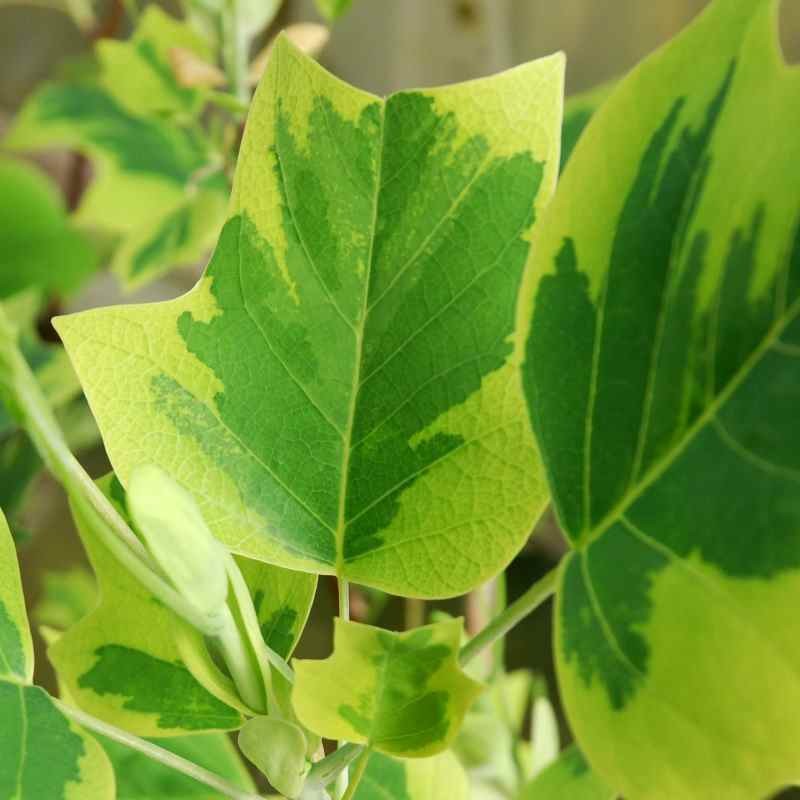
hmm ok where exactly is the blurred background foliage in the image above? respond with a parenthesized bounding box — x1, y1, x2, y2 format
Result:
(1, 1, 799, 793)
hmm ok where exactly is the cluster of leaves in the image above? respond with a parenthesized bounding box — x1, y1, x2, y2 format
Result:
(1, 0, 799, 798)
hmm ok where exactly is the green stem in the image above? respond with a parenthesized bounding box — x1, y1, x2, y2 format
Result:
(221, 0, 248, 102)
(56, 701, 265, 800)
(306, 743, 361, 789)
(459, 565, 560, 667)
(0, 323, 220, 636)
(335, 576, 350, 799)
(404, 597, 425, 630)
(340, 748, 371, 800)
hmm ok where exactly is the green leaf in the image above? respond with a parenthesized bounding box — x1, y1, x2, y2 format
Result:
(293, 618, 483, 757)
(560, 81, 614, 171)
(353, 751, 469, 800)
(4, 14, 227, 290)
(95, 6, 213, 118)
(102, 731, 256, 799)
(0, 683, 115, 799)
(0, 157, 97, 298)
(50, 481, 245, 736)
(314, 0, 353, 21)
(520, 0, 800, 796)
(54, 35, 563, 597)
(518, 747, 614, 800)
(0, 508, 33, 683)
(237, 556, 317, 660)
(238, 716, 309, 798)
(33, 566, 97, 632)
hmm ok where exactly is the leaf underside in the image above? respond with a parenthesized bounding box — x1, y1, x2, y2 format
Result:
(521, 0, 800, 797)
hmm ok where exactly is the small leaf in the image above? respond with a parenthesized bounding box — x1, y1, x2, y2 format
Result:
(239, 716, 310, 798)
(529, 679, 559, 778)
(519, 747, 614, 800)
(0, 683, 115, 799)
(102, 731, 256, 799)
(128, 463, 229, 629)
(54, 35, 563, 597)
(353, 751, 469, 800)
(293, 618, 482, 757)
(169, 47, 227, 89)
(0, 157, 96, 299)
(0, 508, 33, 683)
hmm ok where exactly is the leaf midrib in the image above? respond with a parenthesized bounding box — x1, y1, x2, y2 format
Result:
(577, 294, 800, 553)
(333, 100, 387, 574)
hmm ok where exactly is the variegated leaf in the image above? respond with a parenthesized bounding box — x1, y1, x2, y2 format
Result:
(293, 618, 483, 757)
(54, 35, 563, 597)
(520, 0, 800, 796)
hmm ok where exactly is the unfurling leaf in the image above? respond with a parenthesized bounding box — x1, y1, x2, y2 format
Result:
(238, 716, 310, 798)
(293, 619, 483, 757)
(128, 463, 229, 628)
(520, 0, 800, 796)
(54, 35, 563, 598)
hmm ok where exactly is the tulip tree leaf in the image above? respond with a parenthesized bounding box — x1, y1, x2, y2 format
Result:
(520, 747, 614, 800)
(49, 483, 245, 736)
(0, 683, 116, 800)
(102, 732, 256, 799)
(0, 508, 33, 683)
(54, 35, 563, 597)
(3, 10, 227, 289)
(0, 511, 116, 799)
(293, 618, 483, 757)
(520, 0, 800, 797)
(353, 751, 469, 800)
(95, 6, 213, 118)
(0, 157, 97, 299)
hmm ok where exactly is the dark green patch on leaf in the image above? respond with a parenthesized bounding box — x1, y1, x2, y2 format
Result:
(78, 645, 240, 730)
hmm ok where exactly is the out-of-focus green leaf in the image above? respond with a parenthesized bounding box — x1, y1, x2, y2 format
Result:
(0, 157, 97, 298)
(293, 619, 483, 757)
(314, 0, 353, 22)
(102, 731, 256, 799)
(4, 11, 228, 289)
(33, 567, 97, 632)
(96, 6, 213, 117)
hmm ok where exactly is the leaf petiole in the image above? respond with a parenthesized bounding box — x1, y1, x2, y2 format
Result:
(339, 747, 371, 800)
